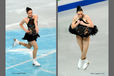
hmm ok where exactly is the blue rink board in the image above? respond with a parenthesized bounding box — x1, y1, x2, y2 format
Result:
(6, 28, 56, 76)
(58, 0, 106, 12)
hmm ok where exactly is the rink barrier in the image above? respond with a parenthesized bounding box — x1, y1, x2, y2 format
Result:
(58, 0, 106, 12)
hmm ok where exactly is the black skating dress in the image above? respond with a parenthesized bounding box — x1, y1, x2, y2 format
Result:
(22, 17, 40, 42)
(69, 18, 98, 38)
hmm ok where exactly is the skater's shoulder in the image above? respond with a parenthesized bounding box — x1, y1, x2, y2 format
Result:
(23, 17, 28, 21)
(84, 14, 90, 18)
(33, 14, 38, 18)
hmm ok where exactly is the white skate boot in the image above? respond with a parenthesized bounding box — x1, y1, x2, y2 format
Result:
(13, 39, 19, 47)
(78, 59, 83, 69)
(82, 59, 89, 70)
(33, 58, 40, 66)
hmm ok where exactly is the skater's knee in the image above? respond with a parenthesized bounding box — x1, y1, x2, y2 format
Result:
(35, 46, 38, 50)
(27, 45, 32, 49)
(34, 46, 38, 50)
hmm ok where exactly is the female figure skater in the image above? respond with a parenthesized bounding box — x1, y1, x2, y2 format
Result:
(69, 6, 98, 70)
(13, 7, 40, 66)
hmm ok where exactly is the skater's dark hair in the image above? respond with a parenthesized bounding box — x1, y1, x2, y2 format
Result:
(26, 7, 32, 13)
(76, 6, 83, 13)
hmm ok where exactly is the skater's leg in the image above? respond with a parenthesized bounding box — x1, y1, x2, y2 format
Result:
(30, 40, 40, 66)
(82, 37, 90, 59)
(19, 42, 32, 49)
(76, 36, 83, 69)
(30, 40, 38, 59)
(14, 39, 32, 49)
(76, 35, 83, 53)
(82, 36, 90, 70)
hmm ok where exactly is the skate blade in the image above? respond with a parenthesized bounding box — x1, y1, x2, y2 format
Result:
(83, 62, 90, 70)
(32, 64, 40, 67)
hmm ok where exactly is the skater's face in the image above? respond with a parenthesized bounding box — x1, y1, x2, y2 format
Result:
(27, 10, 33, 17)
(77, 11, 83, 18)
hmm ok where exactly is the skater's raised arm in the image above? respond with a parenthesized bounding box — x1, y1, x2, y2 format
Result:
(19, 19, 30, 33)
(71, 15, 80, 29)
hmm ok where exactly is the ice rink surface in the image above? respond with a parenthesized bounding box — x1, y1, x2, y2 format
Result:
(58, 1, 108, 76)
(6, 28, 56, 76)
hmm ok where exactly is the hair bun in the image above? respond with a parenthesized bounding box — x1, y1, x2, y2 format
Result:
(26, 7, 32, 13)
(26, 7, 31, 11)
(76, 6, 83, 12)
(77, 6, 81, 9)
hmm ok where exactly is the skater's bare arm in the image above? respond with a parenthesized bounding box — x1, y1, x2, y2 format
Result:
(34, 15, 39, 33)
(19, 19, 30, 33)
(71, 15, 80, 29)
